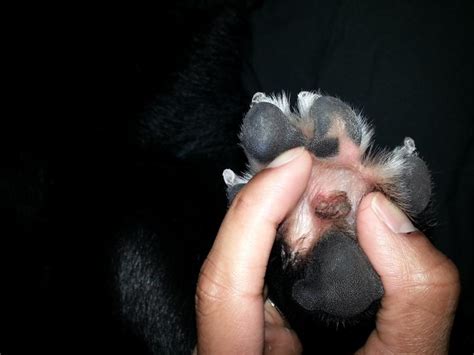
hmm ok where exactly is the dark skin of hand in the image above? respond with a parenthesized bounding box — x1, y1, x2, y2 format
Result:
(195, 148, 460, 354)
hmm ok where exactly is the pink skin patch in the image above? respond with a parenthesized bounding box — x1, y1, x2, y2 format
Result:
(280, 139, 375, 258)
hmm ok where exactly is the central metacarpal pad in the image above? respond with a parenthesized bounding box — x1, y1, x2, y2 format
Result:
(223, 91, 432, 322)
(292, 232, 384, 318)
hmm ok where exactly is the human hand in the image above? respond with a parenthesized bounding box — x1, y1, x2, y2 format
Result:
(195, 147, 310, 354)
(195, 148, 460, 354)
(355, 192, 460, 354)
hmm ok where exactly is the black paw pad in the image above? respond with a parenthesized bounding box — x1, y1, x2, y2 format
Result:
(402, 155, 431, 214)
(240, 102, 303, 163)
(292, 231, 383, 318)
(309, 96, 362, 146)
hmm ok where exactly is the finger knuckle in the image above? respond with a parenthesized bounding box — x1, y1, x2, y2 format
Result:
(230, 188, 259, 214)
(195, 257, 235, 316)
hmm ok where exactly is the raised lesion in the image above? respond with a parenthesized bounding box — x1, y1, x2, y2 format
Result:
(314, 191, 351, 220)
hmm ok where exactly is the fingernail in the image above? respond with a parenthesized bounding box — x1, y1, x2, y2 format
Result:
(371, 193, 417, 234)
(264, 298, 289, 328)
(267, 147, 305, 168)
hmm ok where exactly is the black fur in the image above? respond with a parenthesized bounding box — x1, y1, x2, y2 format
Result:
(110, 6, 253, 354)
(1, 1, 472, 354)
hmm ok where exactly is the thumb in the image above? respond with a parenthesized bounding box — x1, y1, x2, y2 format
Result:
(356, 193, 460, 354)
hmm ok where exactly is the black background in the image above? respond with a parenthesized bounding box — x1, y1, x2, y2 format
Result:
(0, 0, 472, 353)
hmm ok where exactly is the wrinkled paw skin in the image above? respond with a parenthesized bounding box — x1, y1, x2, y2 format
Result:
(223, 91, 432, 324)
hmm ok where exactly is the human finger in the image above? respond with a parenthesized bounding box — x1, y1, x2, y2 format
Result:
(196, 148, 311, 354)
(356, 192, 460, 354)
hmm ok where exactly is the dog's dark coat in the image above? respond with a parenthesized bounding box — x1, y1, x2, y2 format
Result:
(0, 1, 472, 354)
